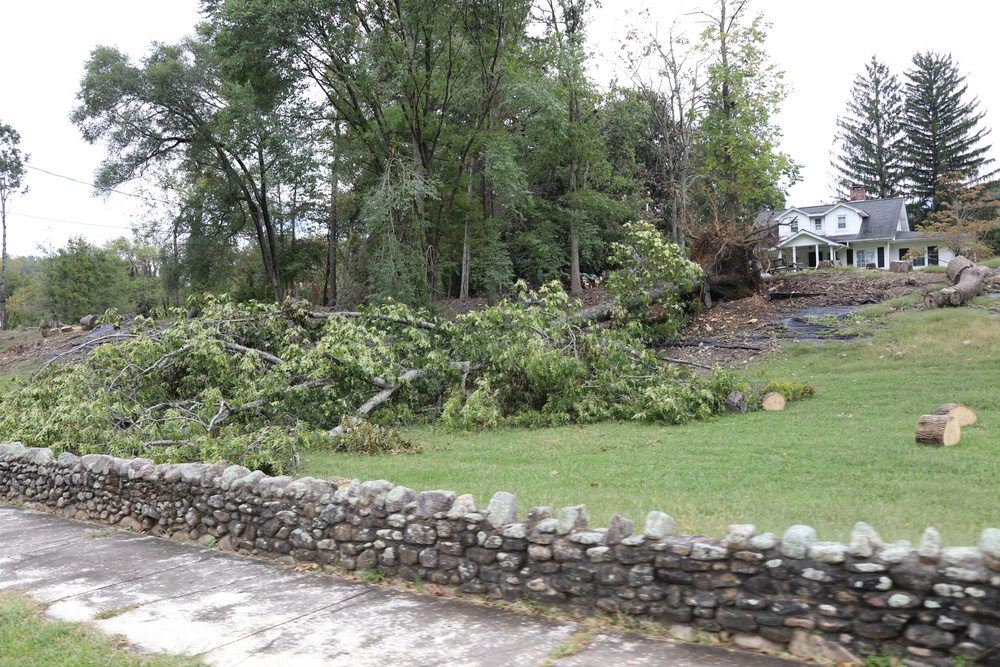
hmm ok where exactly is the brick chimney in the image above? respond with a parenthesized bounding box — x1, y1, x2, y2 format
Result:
(850, 183, 867, 201)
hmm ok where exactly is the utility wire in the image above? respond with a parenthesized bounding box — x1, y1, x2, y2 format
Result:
(7, 211, 133, 231)
(24, 164, 176, 206)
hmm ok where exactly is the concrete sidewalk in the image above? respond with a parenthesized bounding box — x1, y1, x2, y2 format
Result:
(0, 504, 804, 666)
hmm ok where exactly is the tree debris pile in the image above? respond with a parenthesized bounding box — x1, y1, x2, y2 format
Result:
(0, 289, 752, 475)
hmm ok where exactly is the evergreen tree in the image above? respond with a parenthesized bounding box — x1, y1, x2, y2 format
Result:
(903, 51, 993, 218)
(831, 56, 905, 200)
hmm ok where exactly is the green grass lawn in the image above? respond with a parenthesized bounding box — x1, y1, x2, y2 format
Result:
(300, 298, 1000, 547)
(0, 591, 206, 667)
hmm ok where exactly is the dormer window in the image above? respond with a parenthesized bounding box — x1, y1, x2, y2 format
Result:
(837, 215, 847, 230)
(789, 219, 798, 233)
(813, 218, 822, 232)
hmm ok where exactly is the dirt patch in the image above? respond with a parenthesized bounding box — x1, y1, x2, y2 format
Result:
(667, 270, 970, 368)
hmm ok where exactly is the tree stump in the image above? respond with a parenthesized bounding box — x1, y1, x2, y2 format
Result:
(936, 403, 977, 427)
(890, 260, 912, 273)
(725, 391, 748, 414)
(915, 414, 960, 446)
(761, 391, 786, 411)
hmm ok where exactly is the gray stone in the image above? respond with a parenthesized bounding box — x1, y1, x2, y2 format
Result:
(717, 608, 758, 632)
(979, 528, 1000, 559)
(415, 490, 456, 518)
(557, 505, 588, 535)
(780, 525, 817, 559)
(384, 486, 416, 513)
(502, 523, 527, 539)
(880, 540, 913, 564)
(486, 491, 518, 526)
(918, 527, 941, 561)
(789, 629, 862, 664)
(0, 442, 26, 457)
(808, 542, 848, 564)
(749, 532, 777, 550)
(725, 524, 755, 548)
(848, 522, 882, 558)
(903, 625, 955, 648)
(690, 541, 728, 560)
(605, 514, 633, 545)
(731, 633, 785, 653)
(642, 511, 675, 540)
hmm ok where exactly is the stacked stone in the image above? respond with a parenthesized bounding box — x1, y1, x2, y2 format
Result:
(2, 442, 999, 667)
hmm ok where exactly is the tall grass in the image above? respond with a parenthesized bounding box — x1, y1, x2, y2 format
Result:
(301, 302, 1000, 546)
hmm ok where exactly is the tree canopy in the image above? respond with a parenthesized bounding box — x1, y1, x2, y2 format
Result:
(831, 56, 906, 200)
(903, 51, 994, 219)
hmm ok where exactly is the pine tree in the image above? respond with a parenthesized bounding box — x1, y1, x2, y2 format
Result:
(831, 56, 905, 200)
(903, 51, 993, 218)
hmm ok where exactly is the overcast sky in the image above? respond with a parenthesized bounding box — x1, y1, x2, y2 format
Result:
(1, 0, 997, 257)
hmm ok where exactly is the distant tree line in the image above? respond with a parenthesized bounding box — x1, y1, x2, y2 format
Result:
(21, 0, 793, 320)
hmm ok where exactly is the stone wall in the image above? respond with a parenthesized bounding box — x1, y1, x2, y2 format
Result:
(1, 442, 998, 666)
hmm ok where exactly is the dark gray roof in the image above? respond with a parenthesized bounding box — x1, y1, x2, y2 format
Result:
(763, 197, 907, 241)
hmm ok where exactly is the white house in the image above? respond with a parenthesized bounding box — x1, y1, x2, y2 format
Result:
(758, 185, 953, 270)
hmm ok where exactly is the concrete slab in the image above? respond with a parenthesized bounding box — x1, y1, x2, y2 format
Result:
(0, 504, 808, 667)
(556, 633, 803, 666)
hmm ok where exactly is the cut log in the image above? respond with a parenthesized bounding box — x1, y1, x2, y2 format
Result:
(936, 403, 977, 427)
(915, 414, 961, 446)
(923, 290, 948, 309)
(761, 391, 786, 411)
(725, 391, 748, 414)
(946, 255, 975, 283)
(890, 260, 912, 273)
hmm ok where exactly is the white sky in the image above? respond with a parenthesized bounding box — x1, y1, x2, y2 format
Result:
(1, 0, 997, 257)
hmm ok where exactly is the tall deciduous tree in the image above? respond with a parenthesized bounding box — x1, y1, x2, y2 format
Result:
(72, 36, 311, 300)
(903, 51, 994, 219)
(208, 0, 529, 304)
(619, 16, 704, 248)
(694, 0, 798, 228)
(831, 56, 906, 200)
(0, 121, 28, 331)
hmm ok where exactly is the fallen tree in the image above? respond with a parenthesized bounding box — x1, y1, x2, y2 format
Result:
(0, 289, 748, 474)
(923, 256, 993, 308)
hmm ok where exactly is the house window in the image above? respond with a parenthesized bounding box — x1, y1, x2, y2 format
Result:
(912, 251, 927, 268)
(789, 219, 798, 233)
(813, 218, 823, 232)
(856, 248, 876, 268)
(837, 215, 847, 230)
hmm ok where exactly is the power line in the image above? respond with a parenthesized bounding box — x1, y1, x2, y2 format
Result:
(8, 211, 134, 231)
(24, 164, 176, 206)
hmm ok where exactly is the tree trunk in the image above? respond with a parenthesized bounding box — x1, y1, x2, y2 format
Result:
(936, 403, 977, 427)
(916, 414, 960, 446)
(0, 197, 7, 331)
(761, 391, 786, 411)
(459, 162, 473, 302)
(946, 255, 974, 283)
(924, 256, 990, 308)
(724, 391, 748, 414)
